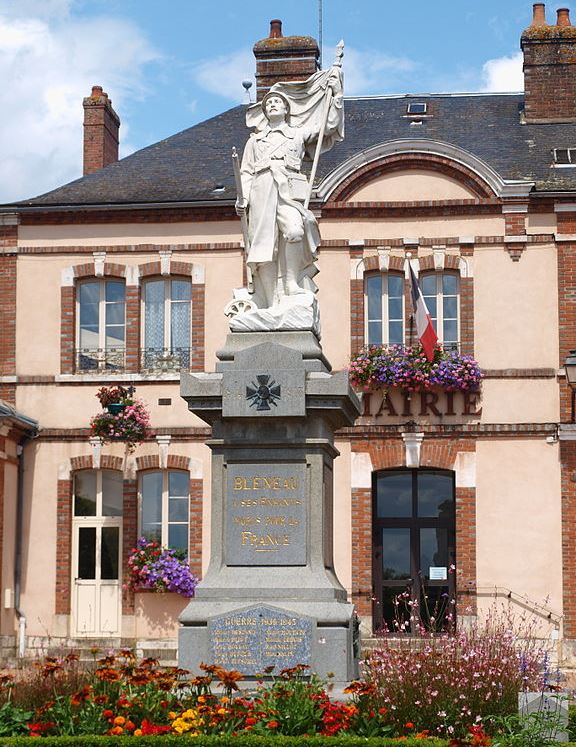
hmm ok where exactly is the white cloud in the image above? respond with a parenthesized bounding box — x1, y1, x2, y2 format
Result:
(339, 46, 416, 96)
(481, 51, 524, 92)
(193, 48, 255, 102)
(0, 3, 159, 203)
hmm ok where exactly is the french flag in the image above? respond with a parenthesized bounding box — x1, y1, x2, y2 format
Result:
(409, 263, 438, 362)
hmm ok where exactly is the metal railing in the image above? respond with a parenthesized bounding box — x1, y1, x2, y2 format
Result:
(75, 348, 126, 372)
(140, 347, 191, 373)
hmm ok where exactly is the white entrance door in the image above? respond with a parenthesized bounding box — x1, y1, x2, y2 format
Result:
(72, 523, 122, 636)
(72, 470, 123, 637)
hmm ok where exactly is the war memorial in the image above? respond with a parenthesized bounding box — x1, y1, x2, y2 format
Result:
(178, 47, 361, 683)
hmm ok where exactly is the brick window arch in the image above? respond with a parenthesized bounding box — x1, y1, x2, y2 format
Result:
(329, 153, 495, 203)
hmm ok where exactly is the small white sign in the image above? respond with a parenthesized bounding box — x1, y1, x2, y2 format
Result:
(429, 566, 447, 580)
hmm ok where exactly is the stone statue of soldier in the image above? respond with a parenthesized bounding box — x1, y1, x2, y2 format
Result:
(229, 48, 344, 333)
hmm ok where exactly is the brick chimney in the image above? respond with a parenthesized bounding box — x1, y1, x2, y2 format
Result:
(82, 85, 120, 175)
(253, 20, 320, 101)
(521, 4, 576, 122)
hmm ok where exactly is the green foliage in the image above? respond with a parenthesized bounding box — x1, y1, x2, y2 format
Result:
(0, 736, 449, 746)
(0, 703, 34, 737)
(569, 704, 576, 742)
(250, 667, 326, 735)
(490, 705, 568, 747)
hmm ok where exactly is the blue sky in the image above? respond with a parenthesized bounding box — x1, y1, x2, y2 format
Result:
(0, 0, 556, 202)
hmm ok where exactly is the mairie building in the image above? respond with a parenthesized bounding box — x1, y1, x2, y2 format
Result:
(1, 3, 576, 666)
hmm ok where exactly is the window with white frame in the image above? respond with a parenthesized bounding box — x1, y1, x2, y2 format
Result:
(420, 272, 459, 349)
(77, 280, 126, 371)
(365, 273, 405, 346)
(139, 471, 189, 554)
(74, 469, 124, 518)
(142, 278, 192, 371)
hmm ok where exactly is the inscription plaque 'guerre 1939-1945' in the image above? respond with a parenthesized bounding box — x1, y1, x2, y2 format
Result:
(209, 605, 313, 675)
(225, 463, 307, 566)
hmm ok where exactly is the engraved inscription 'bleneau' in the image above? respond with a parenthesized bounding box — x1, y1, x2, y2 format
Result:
(226, 463, 307, 566)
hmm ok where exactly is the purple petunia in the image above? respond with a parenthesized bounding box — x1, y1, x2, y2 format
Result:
(349, 344, 482, 393)
(128, 537, 197, 597)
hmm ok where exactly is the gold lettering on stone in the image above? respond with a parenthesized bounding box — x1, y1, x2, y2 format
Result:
(233, 476, 298, 490)
(241, 531, 290, 547)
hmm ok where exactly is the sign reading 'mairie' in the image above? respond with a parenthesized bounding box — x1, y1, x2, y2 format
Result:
(225, 463, 307, 566)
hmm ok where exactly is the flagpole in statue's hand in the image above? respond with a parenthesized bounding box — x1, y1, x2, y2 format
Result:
(304, 40, 344, 210)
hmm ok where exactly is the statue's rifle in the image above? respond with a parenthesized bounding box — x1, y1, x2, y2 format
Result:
(304, 40, 344, 210)
(232, 146, 253, 291)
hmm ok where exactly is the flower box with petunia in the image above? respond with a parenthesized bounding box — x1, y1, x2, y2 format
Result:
(127, 537, 197, 598)
(349, 344, 483, 394)
(90, 386, 151, 452)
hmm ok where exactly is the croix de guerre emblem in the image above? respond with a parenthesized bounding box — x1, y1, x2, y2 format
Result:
(246, 374, 281, 411)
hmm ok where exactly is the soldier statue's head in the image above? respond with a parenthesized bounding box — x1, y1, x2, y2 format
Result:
(261, 90, 291, 122)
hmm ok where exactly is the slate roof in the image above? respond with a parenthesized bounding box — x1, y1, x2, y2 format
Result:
(10, 92, 576, 208)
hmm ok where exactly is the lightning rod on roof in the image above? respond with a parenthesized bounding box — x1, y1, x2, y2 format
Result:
(242, 79, 253, 103)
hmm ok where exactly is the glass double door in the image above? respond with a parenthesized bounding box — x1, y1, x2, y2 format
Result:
(372, 469, 456, 633)
(72, 522, 121, 636)
(72, 470, 123, 637)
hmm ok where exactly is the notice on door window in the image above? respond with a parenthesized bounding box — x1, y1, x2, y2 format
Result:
(429, 566, 447, 580)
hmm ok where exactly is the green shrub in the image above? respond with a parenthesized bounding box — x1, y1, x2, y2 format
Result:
(0, 737, 448, 747)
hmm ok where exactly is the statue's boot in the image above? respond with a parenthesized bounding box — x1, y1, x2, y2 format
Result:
(253, 261, 278, 308)
(283, 240, 308, 295)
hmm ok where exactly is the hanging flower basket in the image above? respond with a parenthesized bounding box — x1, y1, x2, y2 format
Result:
(349, 344, 483, 394)
(127, 538, 197, 598)
(90, 386, 151, 453)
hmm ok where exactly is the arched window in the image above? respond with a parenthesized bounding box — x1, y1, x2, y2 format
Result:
(420, 272, 459, 349)
(365, 272, 405, 346)
(76, 279, 125, 371)
(139, 470, 189, 554)
(142, 278, 191, 371)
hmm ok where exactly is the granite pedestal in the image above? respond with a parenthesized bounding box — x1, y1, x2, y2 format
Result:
(179, 331, 361, 684)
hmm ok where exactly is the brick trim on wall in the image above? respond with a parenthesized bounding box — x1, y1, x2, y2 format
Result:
(191, 282, 205, 371)
(350, 438, 477, 628)
(558, 241, 576, 424)
(70, 455, 123, 472)
(189, 478, 203, 579)
(0, 452, 4, 603)
(557, 239, 576, 638)
(125, 286, 140, 374)
(329, 153, 496, 203)
(0, 222, 18, 403)
(122, 479, 138, 615)
(55, 479, 73, 615)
